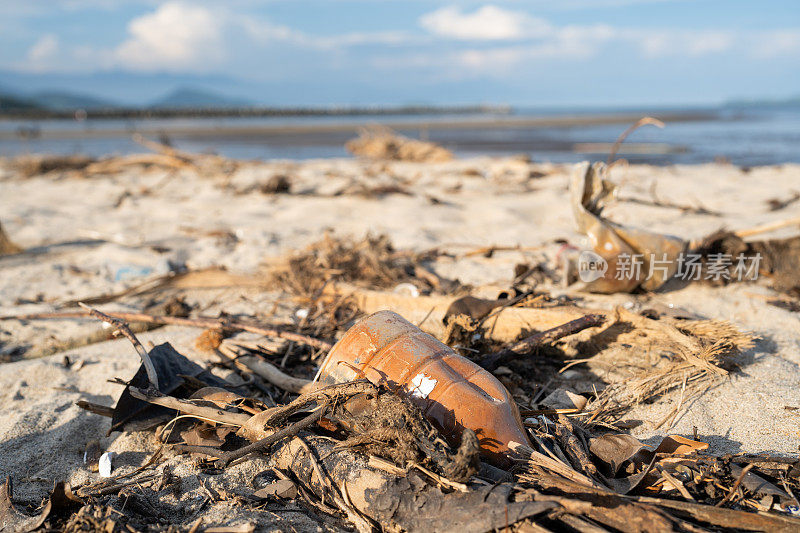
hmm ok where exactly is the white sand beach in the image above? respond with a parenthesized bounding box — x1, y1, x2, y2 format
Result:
(1, 153, 799, 527)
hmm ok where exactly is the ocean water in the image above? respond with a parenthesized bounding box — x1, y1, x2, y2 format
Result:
(1, 106, 798, 166)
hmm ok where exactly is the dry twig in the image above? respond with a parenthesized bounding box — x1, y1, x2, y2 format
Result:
(78, 302, 160, 389)
(2, 308, 333, 352)
(480, 313, 605, 370)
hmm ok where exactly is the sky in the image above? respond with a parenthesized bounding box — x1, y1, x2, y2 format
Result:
(1, 0, 799, 107)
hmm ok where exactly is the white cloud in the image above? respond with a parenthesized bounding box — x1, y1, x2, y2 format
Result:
(450, 24, 615, 74)
(312, 31, 415, 49)
(751, 30, 800, 58)
(8, 2, 799, 81)
(237, 17, 298, 45)
(416, 4, 746, 67)
(638, 30, 734, 57)
(420, 5, 550, 41)
(115, 2, 226, 71)
(27, 34, 60, 63)
(413, 3, 744, 74)
(110, 2, 410, 71)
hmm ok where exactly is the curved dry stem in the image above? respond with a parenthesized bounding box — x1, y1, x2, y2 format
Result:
(606, 116, 665, 167)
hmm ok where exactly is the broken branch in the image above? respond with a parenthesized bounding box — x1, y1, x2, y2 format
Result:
(79, 303, 160, 389)
(215, 407, 327, 468)
(480, 313, 605, 370)
(128, 387, 251, 426)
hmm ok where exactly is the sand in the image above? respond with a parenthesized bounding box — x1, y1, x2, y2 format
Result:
(1, 154, 799, 526)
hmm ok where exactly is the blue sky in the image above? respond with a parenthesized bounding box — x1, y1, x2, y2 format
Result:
(1, 0, 799, 106)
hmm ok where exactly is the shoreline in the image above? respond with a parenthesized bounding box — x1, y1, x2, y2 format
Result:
(0, 110, 716, 142)
(0, 103, 512, 121)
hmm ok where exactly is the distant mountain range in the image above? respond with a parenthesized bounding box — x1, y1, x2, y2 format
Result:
(150, 88, 253, 109)
(1, 66, 797, 116)
(0, 93, 41, 113)
(31, 90, 119, 111)
(0, 86, 255, 113)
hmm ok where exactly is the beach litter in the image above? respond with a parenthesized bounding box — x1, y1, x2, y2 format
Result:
(1, 129, 800, 531)
(570, 161, 686, 293)
(568, 161, 800, 295)
(314, 310, 527, 466)
(1, 284, 797, 532)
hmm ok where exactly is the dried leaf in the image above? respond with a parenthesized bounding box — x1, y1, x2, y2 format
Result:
(252, 480, 298, 500)
(541, 389, 588, 411)
(653, 435, 709, 455)
(589, 433, 648, 476)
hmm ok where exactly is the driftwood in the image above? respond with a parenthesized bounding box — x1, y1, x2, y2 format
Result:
(128, 387, 251, 426)
(219, 344, 316, 394)
(325, 284, 606, 342)
(268, 435, 557, 533)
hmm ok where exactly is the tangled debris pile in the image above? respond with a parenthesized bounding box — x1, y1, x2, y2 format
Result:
(1, 286, 798, 531)
(267, 232, 459, 299)
(346, 128, 453, 163)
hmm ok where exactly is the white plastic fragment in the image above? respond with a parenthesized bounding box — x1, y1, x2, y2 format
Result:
(99, 451, 115, 478)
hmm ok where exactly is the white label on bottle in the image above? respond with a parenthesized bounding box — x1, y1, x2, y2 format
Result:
(409, 373, 437, 399)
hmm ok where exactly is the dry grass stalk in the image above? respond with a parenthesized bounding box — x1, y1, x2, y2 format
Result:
(583, 308, 755, 422)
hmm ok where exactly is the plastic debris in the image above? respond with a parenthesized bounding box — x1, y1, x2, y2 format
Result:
(570, 161, 686, 293)
(98, 451, 115, 478)
(314, 310, 530, 465)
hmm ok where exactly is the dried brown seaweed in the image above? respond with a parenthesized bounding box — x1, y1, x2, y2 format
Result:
(267, 232, 452, 299)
